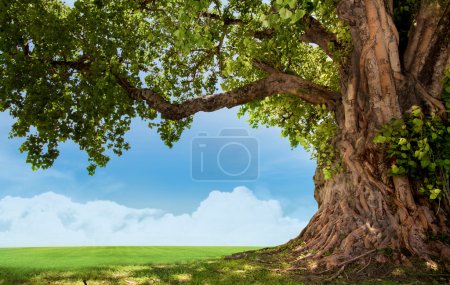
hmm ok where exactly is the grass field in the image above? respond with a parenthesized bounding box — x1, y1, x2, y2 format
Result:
(0, 246, 445, 284)
(0, 246, 258, 270)
(1, 246, 288, 285)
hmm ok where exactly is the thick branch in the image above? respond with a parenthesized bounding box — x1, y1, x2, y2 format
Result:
(44, 51, 338, 122)
(416, 3, 450, 97)
(256, 16, 340, 58)
(199, 12, 243, 25)
(404, 1, 450, 97)
(300, 16, 340, 57)
(115, 72, 338, 121)
(50, 59, 90, 70)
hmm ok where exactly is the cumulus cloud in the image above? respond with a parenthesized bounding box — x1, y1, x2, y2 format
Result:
(0, 187, 305, 247)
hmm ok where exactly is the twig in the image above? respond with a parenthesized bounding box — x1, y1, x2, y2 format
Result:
(317, 249, 377, 275)
(326, 265, 346, 282)
(252, 60, 279, 74)
(436, 199, 441, 215)
(270, 266, 307, 273)
(356, 257, 372, 273)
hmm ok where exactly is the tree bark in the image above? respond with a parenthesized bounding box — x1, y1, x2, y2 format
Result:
(282, 0, 450, 269)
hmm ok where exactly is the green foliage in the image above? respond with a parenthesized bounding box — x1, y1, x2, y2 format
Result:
(0, 0, 346, 173)
(237, 41, 341, 179)
(239, 97, 340, 180)
(374, 72, 450, 201)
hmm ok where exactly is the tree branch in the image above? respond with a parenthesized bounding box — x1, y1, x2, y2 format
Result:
(404, 1, 450, 98)
(137, 1, 339, 59)
(252, 59, 279, 74)
(115, 72, 338, 121)
(416, 3, 450, 97)
(300, 16, 340, 58)
(43, 46, 339, 122)
(200, 12, 339, 59)
(50, 59, 91, 70)
(199, 12, 243, 25)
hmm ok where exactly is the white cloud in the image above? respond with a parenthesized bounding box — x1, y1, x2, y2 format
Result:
(0, 187, 305, 247)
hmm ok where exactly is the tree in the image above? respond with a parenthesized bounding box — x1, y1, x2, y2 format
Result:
(1, 0, 449, 269)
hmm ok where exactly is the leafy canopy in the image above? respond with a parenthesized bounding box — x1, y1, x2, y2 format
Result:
(0, 0, 341, 173)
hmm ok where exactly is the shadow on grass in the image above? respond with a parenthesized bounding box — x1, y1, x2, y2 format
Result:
(0, 259, 302, 285)
(1, 254, 447, 284)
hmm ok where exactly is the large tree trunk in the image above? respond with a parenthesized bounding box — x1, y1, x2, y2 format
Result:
(282, 0, 450, 269)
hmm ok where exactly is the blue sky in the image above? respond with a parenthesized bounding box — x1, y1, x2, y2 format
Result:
(0, 0, 318, 246)
(0, 108, 317, 246)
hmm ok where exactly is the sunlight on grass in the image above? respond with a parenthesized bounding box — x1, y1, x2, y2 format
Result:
(172, 273, 192, 282)
(0, 247, 443, 284)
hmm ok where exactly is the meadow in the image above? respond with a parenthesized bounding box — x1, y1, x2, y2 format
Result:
(0, 246, 259, 270)
(0, 246, 445, 284)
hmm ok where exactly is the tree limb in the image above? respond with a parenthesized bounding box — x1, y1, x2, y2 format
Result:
(136, 1, 340, 59)
(23, 52, 340, 120)
(43, 55, 338, 121)
(114, 71, 338, 121)
(255, 15, 340, 59)
(404, 1, 450, 98)
(199, 12, 243, 25)
(416, 3, 450, 97)
(200, 12, 339, 59)
(43, 47, 339, 122)
(300, 16, 340, 58)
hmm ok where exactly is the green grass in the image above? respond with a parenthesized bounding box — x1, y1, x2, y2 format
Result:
(1, 246, 298, 285)
(0, 246, 258, 270)
(0, 247, 445, 284)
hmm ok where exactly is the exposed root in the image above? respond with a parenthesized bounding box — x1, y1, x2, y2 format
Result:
(326, 265, 346, 282)
(316, 249, 377, 275)
(355, 257, 372, 273)
(412, 75, 447, 117)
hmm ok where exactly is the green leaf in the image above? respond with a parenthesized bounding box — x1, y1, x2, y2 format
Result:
(420, 159, 430, 168)
(269, 14, 280, 24)
(411, 105, 422, 117)
(429, 189, 441, 200)
(279, 7, 293, 20)
(373, 135, 386, 144)
(391, 164, 399, 174)
(287, 0, 297, 9)
(243, 38, 252, 47)
(290, 9, 306, 23)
